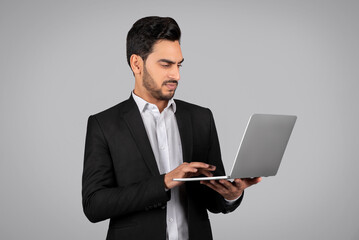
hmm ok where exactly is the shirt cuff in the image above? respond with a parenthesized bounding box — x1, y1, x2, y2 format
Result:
(224, 192, 242, 205)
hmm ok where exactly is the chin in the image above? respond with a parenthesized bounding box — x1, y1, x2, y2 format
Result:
(159, 92, 175, 101)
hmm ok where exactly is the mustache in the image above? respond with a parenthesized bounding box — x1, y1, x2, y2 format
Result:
(162, 80, 178, 86)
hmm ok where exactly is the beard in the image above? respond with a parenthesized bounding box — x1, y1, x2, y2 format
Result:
(142, 65, 178, 101)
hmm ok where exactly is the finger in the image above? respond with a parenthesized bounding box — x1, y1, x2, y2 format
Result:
(218, 179, 237, 191)
(200, 180, 218, 191)
(243, 177, 262, 186)
(234, 178, 243, 187)
(201, 180, 223, 193)
(182, 166, 199, 174)
(188, 162, 216, 171)
(182, 166, 215, 178)
(206, 180, 235, 196)
(198, 169, 214, 177)
(233, 177, 261, 188)
(209, 180, 228, 192)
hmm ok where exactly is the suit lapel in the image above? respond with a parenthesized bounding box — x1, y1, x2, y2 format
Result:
(122, 96, 160, 176)
(175, 101, 193, 163)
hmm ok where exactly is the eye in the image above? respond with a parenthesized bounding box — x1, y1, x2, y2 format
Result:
(178, 64, 182, 68)
(161, 64, 170, 68)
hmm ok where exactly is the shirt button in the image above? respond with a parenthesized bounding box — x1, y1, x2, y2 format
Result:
(169, 218, 174, 223)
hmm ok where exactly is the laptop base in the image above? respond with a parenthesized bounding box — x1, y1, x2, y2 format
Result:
(173, 175, 230, 181)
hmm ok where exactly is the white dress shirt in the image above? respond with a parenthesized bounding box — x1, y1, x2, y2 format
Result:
(132, 92, 240, 240)
(132, 92, 188, 240)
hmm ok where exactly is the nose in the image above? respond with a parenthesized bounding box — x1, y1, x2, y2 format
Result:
(169, 66, 180, 81)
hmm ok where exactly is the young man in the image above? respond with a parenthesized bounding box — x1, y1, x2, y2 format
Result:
(82, 16, 261, 240)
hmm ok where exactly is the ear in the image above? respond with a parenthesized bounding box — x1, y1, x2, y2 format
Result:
(130, 54, 143, 75)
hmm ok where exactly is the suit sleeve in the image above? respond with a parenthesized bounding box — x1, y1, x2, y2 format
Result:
(82, 115, 170, 223)
(201, 109, 243, 214)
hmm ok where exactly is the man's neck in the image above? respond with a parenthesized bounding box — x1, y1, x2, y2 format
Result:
(133, 89, 168, 113)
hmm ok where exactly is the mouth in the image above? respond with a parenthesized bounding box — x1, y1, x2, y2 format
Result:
(163, 81, 178, 91)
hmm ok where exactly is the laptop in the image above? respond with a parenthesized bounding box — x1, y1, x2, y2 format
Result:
(173, 114, 297, 181)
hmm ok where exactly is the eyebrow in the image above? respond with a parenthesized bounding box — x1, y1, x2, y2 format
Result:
(158, 58, 184, 64)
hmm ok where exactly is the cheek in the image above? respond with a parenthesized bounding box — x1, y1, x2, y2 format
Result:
(146, 65, 168, 85)
(152, 72, 167, 86)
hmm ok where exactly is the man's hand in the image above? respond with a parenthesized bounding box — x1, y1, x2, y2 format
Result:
(164, 162, 216, 189)
(200, 177, 262, 200)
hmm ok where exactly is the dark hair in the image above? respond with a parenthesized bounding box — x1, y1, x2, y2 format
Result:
(126, 16, 181, 67)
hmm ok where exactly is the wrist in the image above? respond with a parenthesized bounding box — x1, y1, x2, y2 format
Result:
(164, 173, 172, 189)
(225, 191, 243, 202)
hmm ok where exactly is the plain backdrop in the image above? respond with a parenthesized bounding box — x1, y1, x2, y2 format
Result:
(1, 0, 358, 239)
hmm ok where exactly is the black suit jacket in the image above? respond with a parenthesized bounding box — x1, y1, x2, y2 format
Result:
(82, 96, 243, 240)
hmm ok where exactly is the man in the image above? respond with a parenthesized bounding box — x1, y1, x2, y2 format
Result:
(82, 16, 261, 240)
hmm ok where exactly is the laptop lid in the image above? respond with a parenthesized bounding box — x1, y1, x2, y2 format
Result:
(173, 114, 297, 181)
(228, 114, 297, 178)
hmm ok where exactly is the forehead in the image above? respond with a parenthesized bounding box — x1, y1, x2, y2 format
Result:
(148, 40, 183, 62)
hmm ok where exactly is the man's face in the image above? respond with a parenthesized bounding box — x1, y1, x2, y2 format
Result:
(141, 40, 183, 101)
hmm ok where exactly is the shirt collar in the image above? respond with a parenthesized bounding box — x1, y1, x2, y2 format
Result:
(132, 91, 176, 113)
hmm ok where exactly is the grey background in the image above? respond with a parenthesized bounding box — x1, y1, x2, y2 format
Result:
(1, 0, 358, 239)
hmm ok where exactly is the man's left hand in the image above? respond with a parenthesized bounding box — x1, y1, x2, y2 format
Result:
(200, 177, 262, 200)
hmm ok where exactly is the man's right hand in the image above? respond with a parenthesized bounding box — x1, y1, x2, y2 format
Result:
(164, 162, 216, 189)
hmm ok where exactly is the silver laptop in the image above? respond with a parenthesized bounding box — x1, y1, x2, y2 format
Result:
(173, 114, 297, 181)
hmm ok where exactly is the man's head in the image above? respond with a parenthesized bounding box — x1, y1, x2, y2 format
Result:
(127, 16, 184, 106)
(126, 16, 181, 66)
